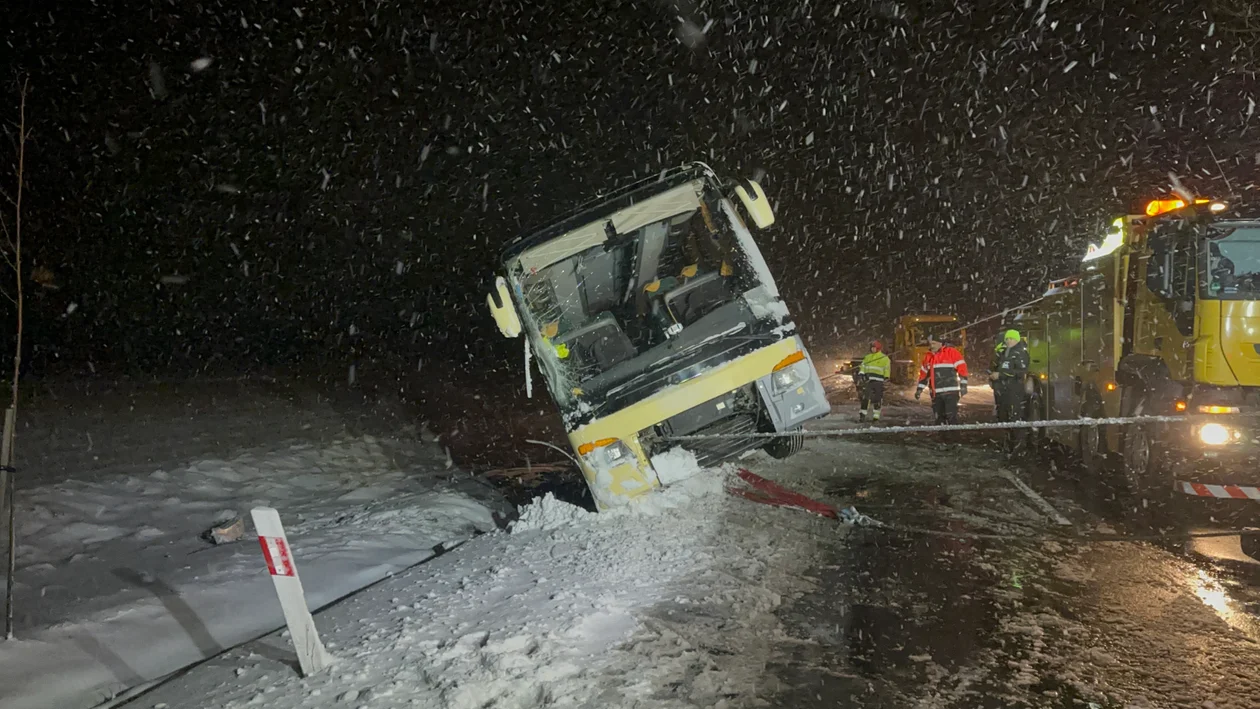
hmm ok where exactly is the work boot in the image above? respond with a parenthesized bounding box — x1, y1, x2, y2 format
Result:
(872, 410, 881, 422)
(858, 411, 867, 422)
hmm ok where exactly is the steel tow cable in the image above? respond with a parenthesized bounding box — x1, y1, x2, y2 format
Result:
(661, 413, 1260, 442)
(668, 413, 1260, 544)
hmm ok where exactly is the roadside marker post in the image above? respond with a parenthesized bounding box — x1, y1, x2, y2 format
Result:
(251, 507, 335, 677)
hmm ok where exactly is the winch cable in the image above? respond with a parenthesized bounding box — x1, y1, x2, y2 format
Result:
(662, 413, 1216, 443)
(933, 294, 1048, 339)
(767, 493, 1260, 545)
(722, 465, 1260, 545)
(687, 414, 1260, 544)
(838, 516, 1260, 544)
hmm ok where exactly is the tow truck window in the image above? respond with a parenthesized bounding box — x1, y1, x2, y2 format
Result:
(1146, 222, 1197, 335)
(1202, 226, 1260, 301)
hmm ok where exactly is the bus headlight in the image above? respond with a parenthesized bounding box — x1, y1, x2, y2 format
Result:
(1198, 423, 1232, 446)
(578, 438, 635, 469)
(773, 363, 809, 393)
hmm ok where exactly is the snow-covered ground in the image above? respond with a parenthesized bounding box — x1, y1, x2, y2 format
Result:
(821, 375, 996, 425)
(125, 454, 842, 709)
(8, 378, 1258, 709)
(0, 379, 508, 709)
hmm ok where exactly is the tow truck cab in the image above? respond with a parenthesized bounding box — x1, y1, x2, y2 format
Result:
(1029, 198, 1260, 504)
(487, 163, 830, 509)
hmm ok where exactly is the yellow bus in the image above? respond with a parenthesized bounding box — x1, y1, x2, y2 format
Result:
(486, 163, 830, 509)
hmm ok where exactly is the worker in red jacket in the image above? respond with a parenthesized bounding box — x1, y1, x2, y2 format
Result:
(915, 334, 968, 424)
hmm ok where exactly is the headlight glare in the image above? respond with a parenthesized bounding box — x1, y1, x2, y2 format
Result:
(1198, 423, 1231, 446)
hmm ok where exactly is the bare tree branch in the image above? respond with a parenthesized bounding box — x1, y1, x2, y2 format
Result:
(0, 215, 12, 257)
(4, 75, 27, 641)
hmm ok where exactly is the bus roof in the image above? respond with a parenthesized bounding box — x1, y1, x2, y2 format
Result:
(500, 162, 718, 264)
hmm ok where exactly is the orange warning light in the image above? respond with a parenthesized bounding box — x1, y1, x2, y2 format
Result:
(1145, 199, 1186, 216)
(1145, 197, 1219, 217)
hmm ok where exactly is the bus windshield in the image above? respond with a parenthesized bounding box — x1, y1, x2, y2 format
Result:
(513, 192, 787, 410)
(1203, 224, 1260, 300)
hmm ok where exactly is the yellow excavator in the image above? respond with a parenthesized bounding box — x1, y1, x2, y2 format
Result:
(890, 315, 967, 385)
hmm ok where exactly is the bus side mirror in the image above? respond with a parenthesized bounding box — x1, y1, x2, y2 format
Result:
(486, 276, 523, 338)
(734, 179, 775, 229)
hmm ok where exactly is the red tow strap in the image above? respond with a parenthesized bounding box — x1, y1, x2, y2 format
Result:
(728, 469, 838, 520)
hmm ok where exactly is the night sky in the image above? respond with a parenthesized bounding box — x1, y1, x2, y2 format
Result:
(5, 0, 1258, 378)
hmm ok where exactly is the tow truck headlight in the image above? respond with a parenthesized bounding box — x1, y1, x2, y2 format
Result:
(1198, 423, 1236, 446)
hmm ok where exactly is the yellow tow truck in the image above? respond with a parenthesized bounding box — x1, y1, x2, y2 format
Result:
(1024, 197, 1260, 516)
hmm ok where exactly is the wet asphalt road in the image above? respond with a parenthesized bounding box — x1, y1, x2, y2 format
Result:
(761, 388, 1260, 708)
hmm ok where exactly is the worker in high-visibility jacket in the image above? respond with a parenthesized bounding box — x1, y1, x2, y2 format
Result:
(989, 336, 1008, 419)
(990, 329, 1030, 423)
(915, 335, 968, 424)
(857, 340, 891, 422)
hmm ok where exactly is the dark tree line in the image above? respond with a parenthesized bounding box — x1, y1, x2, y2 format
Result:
(4, 0, 1258, 373)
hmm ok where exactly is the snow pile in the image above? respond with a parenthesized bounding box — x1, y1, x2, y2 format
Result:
(622, 464, 730, 517)
(650, 446, 703, 486)
(512, 457, 727, 532)
(510, 492, 593, 533)
(133, 459, 834, 709)
(0, 434, 505, 709)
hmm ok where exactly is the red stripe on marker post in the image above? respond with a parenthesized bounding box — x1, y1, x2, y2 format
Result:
(259, 535, 296, 577)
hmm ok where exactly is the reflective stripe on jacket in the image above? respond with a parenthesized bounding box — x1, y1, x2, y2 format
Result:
(917, 346, 968, 395)
(995, 341, 1029, 381)
(859, 352, 891, 381)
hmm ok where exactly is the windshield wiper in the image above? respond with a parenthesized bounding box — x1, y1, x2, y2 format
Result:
(605, 322, 747, 399)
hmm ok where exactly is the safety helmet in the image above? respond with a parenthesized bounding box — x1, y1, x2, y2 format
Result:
(1003, 329, 1021, 342)
(870, 340, 882, 352)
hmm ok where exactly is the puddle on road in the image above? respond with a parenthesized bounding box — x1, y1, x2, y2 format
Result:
(825, 474, 954, 514)
(841, 530, 1001, 673)
(769, 523, 1011, 706)
(1186, 567, 1260, 641)
(765, 453, 1072, 706)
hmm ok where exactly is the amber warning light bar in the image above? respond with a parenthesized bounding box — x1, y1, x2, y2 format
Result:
(1144, 198, 1228, 217)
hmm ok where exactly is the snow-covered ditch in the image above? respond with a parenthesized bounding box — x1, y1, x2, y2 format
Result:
(129, 457, 837, 708)
(0, 433, 506, 709)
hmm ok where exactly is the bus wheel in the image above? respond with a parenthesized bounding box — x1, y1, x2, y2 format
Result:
(765, 429, 804, 459)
